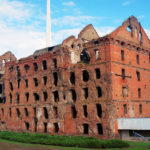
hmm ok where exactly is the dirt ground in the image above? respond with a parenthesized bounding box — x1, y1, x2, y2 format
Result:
(0, 142, 61, 150)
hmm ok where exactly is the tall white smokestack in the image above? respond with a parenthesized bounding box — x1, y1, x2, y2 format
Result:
(46, 0, 52, 47)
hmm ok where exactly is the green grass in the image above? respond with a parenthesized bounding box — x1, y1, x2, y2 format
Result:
(0, 131, 129, 149)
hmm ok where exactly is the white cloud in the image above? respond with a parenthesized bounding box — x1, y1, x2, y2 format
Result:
(138, 15, 144, 19)
(52, 16, 102, 27)
(122, 1, 131, 6)
(145, 29, 150, 39)
(62, 1, 75, 6)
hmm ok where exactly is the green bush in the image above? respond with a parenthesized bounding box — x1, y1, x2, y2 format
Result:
(0, 131, 129, 149)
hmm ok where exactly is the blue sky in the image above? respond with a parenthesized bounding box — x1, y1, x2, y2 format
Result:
(0, 0, 150, 58)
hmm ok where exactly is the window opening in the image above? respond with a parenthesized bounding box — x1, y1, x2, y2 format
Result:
(43, 107, 48, 119)
(96, 87, 102, 97)
(83, 88, 88, 99)
(34, 93, 39, 101)
(43, 76, 47, 85)
(17, 79, 21, 88)
(82, 70, 89, 82)
(53, 106, 58, 118)
(95, 68, 101, 79)
(80, 49, 90, 63)
(34, 78, 38, 87)
(25, 79, 28, 88)
(71, 89, 76, 102)
(42, 60, 47, 70)
(97, 123, 103, 135)
(16, 93, 20, 104)
(0, 84, 2, 94)
(53, 58, 57, 68)
(136, 71, 140, 81)
(71, 105, 77, 118)
(25, 122, 30, 131)
(136, 54, 139, 64)
(33, 63, 38, 71)
(9, 93, 12, 104)
(83, 124, 89, 134)
(53, 72, 58, 86)
(96, 104, 102, 118)
(54, 123, 59, 133)
(138, 88, 141, 98)
(16, 108, 21, 118)
(25, 92, 29, 102)
(123, 104, 127, 115)
(83, 105, 88, 117)
(24, 64, 30, 72)
(139, 104, 142, 115)
(122, 69, 125, 80)
(24, 108, 29, 117)
(121, 50, 124, 61)
(43, 91, 48, 101)
(9, 108, 11, 117)
(44, 122, 47, 133)
(9, 82, 13, 91)
(70, 72, 75, 85)
(53, 91, 59, 102)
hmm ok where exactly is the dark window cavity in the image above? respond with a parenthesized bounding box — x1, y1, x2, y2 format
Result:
(9, 93, 12, 104)
(43, 107, 48, 119)
(123, 104, 127, 115)
(33, 63, 38, 71)
(139, 104, 142, 115)
(121, 50, 124, 61)
(138, 88, 141, 98)
(9, 82, 13, 91)
(24, 64, 30, 72)
(43, 76, 47, 85)
(16, 108, 21, 118)
(82, 70, 89, 82)
(25, 122, 30, 131)
(95, 68, 101, 79)
(136, 71, 140, 81)
(25, 92, 29, 102)
(83, 123, 89, 134)
(33, 107, 36, 117)
(34, 93, 39, 101)
(16, 93, 20, 104)
(136, 54, 139, 64)
(9, 108, 11, 117)
(71, 89, 76, 102)
(53, 58, 57, 68)
(24, 108, 29, 117)
(97, 123, 103, 135)
(34, 78, 38, 87)
(83, 88, 88, 99)
(1, 108, 4, 116)
(54, 123, 59, 133)
(0, 84, 3, 94)
(122, 69, 125, 80)
(17, 79, 21, 88)
(53, 106, 58, 118)
(80, 49, 90, 63)
(96, 104, 102, 118)
(53, 72, 58, 86)
(71, 105, 77, 118)
(25, 79, 28, 88)
(53, 91, 59, 102)
(83, 105, 88, 117)
(43, 91, 48, 101)
(70, 72, 75, 85)
(96, 87, 102, 97)
(42, 60, 47, 70)
(44, 122, 47, 133)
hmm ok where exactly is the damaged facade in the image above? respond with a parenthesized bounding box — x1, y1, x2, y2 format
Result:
(0, 16, 150, 139)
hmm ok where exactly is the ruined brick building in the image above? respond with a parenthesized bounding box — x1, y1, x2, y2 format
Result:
(0, 16, 150, 140)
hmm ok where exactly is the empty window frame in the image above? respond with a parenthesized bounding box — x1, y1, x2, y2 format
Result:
(97, 123, 103, 135)
(82, 70, 89, 82)
(0, 84, 3, 94)
(53, 58, 57, 68)
(83, 123, 89, 134)
(121, 50, 124, 61)
(9, 93, 12, 104)
(96, 104, 102, 118)
(122, 69, 125, 79)
(24, 108, 29, 117)
(83, 105, 88, 117)
(83, 88, 88, 99)
(16, 93, 20, 104)
(136, 71, 140, 81)
(25, 92, 29, 102)
(139, 104, 142, 115)
(24, 64, 30, 72)
(9, 82, 13, 91)
(53, 106, 58, 118)
(54, 123, 59, 133)
(43, 107, 48, 119)
(53, 91, 59, 102)
(17, 79, 21, 88)
(138, 88, 141, 98)
(9, 108, 11, 117)
(123, 104, 127, 115)
(25, 79, 28, 88)
(42, 60, 47, 70)
(33, 93, 40, 101)
(53, 72, 58, 86)
(95, 49, 100, 60)
(70, 89, 76, 102)
(95, 68, 101, 79)
(96, 87, 102, 97)
(33, 78, 38, 87)
(71, 105, 77, 118)
(33, 62, 38, 71)
(43, 91, 48, 101)
(70, 72, 75, 85)
(33, 107, 36, 117)
(43, 76, 47, 85)
(25, 122, 30, 131)
(16, 108, 21, 118)
(136, 54, 139, 64)
(44, 122, 47, 133)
